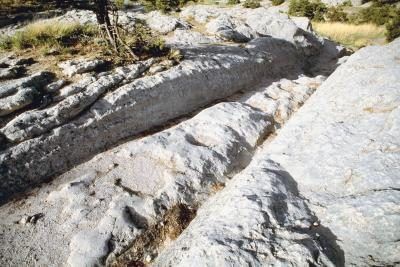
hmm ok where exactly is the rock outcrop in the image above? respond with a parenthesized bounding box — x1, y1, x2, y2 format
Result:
(4, 4, 395, 267)
(0, 35, 327, 203)
(154, 38, 400, 266)
(0, 73, 323, 267)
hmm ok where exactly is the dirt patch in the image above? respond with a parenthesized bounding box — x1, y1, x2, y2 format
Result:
(111, 203, 197, 267)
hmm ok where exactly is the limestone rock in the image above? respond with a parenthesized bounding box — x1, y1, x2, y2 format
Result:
(0, 87, 38, 117)
(58, 58, 106, 77)
(0, 36, 317, 214)
(0, 72, 54, 116)
(0, 72, 321, 266)
(264, 39, 400, 266)
(44, 79, 67, 93)
(55, 9, 97, 25)
(180, 5, 221, 24)
(54, 75, 96, 101)
(1, 73, 124, 143)
(206, 14, 256, 42)
(154, 159, 339, 266)
(291, 16, 313, 32)
(245, 9, 322, 55)
(0, 66, 25, 80)
(153, 39, 400, 267)
(0, 71, 53, 98)
(139, 11, 190, 34)
(165, 29, 219, 46)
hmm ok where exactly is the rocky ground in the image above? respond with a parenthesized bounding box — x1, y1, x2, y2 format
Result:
(0, 2, 399, 267)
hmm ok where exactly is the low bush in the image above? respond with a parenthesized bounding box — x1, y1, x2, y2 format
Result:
(0, 19, 168, 62)
(228, 0, 241, 5)
(326, 6, 348, 22)
(288, 0, 327, 21)
(243, 0, 261, 8)
(385, 9, 400, 41)
(271, 0, 285, 6)
(341, 0, 352, 6)
(351, 2, 398, 25)
(348, 2, 400, 41)
(124, 21, 167, 56)
(141, 0, 194, 12)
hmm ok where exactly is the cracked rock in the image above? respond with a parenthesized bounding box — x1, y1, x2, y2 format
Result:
(58, 58, 106, 77)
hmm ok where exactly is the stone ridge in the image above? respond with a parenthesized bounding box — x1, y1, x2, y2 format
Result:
(154, 38, 400, 266)
(0, 37, 304, 203)
(0, 73, 323, 266)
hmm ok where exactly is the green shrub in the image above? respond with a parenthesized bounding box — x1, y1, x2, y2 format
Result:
(351, 2, 398, 25)
(326, 6, 348, 21)
(243, 0, 261, 8)
(140, 0, 193, 12)
(288, 0, 327, 21)
(228, 0, 241, 4)
(341, 0, 352, 6)
(385, 9, 400, 41)
(271, 0, 285, 5)
(125, 21, 167, 56)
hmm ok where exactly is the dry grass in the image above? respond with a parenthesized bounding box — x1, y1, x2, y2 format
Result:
(313, 22, 386, 49)
(0, 20, 96, 51)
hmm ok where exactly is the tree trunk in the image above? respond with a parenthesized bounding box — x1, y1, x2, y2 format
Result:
(93, 0, 118, 52)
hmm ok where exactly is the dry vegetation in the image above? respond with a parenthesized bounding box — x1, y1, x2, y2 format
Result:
(0, 20, 96, 51)
(0, 18, 171, 74)
(313, 22, 386, 49)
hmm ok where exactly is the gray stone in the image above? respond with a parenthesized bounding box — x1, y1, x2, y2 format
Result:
(148, 65, 166, 75)
(0, 66, 24, 80)
(165, 29, 219, 46)
(180, 5, 221, 24)
(139, 11, 190, 34)
(245, 9, 322, 55)
(0, 73, 321, 267)
(291, 16, 313, 32)
(154, 159, 339, 266)
(58, 58, 106, 77)
(54, 75, 96, 101)
(264, 39, 400, 266)
(206, 15, 256, 42)
(154, 38, 400, 267)
(0, 87, 38, 117)
(0, 37, 314, 203)
(114, 58, 155, 83)
(1, 73, 124, 143)
(44, 80, 67, 93)
(0, 71, 53, 98)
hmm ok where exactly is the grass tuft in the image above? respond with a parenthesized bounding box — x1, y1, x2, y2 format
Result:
(0, 20, 96, 51)
(313, 22, 386, 49)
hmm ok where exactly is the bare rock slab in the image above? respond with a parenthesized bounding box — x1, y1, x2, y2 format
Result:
(155, 38, 400, 266)
(58, 58, 106, 77)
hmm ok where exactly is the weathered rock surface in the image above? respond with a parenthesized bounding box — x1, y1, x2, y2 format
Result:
(165, 29, 220, 46)
(1, 73, 123, 142)
(0, 37, 314, 203)
(138, 11, 190, 34)
(0, 73, 322, 267)
(58, 58, 106, 77)
(0, 65, 25, 80)
(205, 14, 257, 42)
(0, 87, 38, 117)
(0, 71, 53, 98)
(0, 4, 355, 267)
(154, 158, 340, 266)
(0, 71, 54, 117)
(154, 39, 400, 266)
